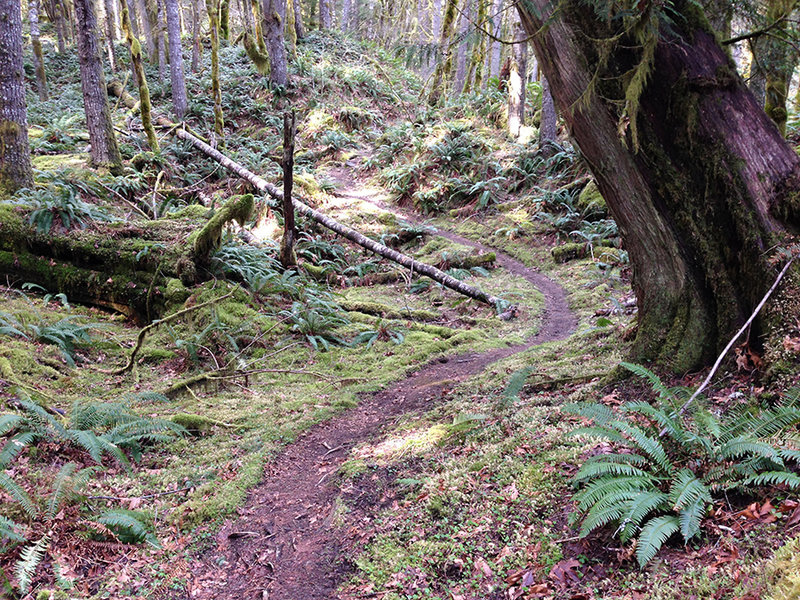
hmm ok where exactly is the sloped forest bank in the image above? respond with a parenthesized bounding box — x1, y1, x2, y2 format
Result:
(0, 5, 800, 600)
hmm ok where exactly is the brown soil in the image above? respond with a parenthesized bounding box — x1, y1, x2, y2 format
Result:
(181, 174, 576, 600)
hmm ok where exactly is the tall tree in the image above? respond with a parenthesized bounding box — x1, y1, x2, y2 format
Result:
(0, 0, 34, 194)
(165, 0, 188, 118)
(103, 0, 120, 71)
(262, 0, 288, 85)
(29, 0, 50, 101)
(292, 0, 304, 38)
(762, 0, 797, 135)
(220, 0, 231, 39)
(191, 0, 202, 71)
(538, 74, 557, 149)
(156, 0, 167, 81)
(73, 0, 124, 173)
(428, 0, 459, 104)
(318, 0, 331, 28)
(507, 21, 526, 138)
(121, 5, 159, 150)
(206, 0, 224, 136)
(517, 0, 800, 372)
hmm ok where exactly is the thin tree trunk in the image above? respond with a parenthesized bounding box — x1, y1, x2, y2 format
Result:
(318, 0, 330, 28)
(285, 0, 297, 56)
(428, 0, 458, 104)
(126, 0, 140, 37)
(453, 0, 469, 95)
(104, 0, 120, 71)
(206, 0, 224, 136)
(156, 0, 168, 81)
(121, 5, 159, 150)
(293, 0, 304, 38)
(762, 0, 796, 136)
(0, 0, 34, 193)
(165, 0, 188, 118)
(517, 0, 800, 371)
(488, 0, 501, 81)
(280, 111, 297, 268)
(73, 0, 123, 173)
(53, 0, 68, 52)
(220, 0, 230, 39)
(538, 74, 557, 148)
(262, 0, 288, 86)
(341, 0, 350, 31)
(191, 0, 201, 71)
(29, 0, 50, 101)
(507, 20, 526, 138)
(142, 0, 158, 60)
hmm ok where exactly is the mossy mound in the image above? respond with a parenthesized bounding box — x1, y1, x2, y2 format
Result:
(766, 536, 800, 600)
(576, 180, 608, 218)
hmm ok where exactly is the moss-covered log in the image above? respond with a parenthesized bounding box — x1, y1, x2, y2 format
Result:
(518, 0, 800, 372)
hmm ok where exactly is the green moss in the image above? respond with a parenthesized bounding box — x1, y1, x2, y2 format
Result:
(171, 413, 224, 435)
(165, 278, 191, 304)
(191, 194, 255, 261)
(767, 536, 800, 600)
(243, 32, 270, 75)
(575, 180, 607, 216)
(170, 205, 209, 219)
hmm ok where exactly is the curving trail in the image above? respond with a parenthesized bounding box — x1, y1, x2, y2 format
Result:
(182, 178, 576, 600)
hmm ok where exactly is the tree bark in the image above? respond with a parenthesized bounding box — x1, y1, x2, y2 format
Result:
(0, 0, 34, 194)
(428, 0, 458, 105)
(126, 0, 140, 37)
(292, 0, 304, 39)
(220, 0, 230, 39)
(261, 0, 288, 86)
(121, 6, 159, 150)
(206, 0, 224, 135)
(28, 0, 50, 101)
(72, 0, 124, 173)
(318, 0, 330, 28)
(517, 0, 800, 372)
(142, 0, 158, 61)
(453, 0, 470, 95)
(280, 111, 297, 269)
(538, 74, 557, 149)
(507, 20, 526, 138)
(156, 0, 168, 81)
(165, 0, 188, 118)
(103, 0, 120, 71)
(191, 0, 201, 71)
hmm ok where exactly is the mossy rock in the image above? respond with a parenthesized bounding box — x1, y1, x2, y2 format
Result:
(377, 212, 398, 226)
(551, 243, 589, 263)
(171, 413, 223, 435)
(576, 180, 608, 218)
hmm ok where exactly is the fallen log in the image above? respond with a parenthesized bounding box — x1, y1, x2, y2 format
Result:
(108, 81, 505, 310)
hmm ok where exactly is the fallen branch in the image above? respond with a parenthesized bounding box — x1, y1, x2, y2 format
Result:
(108, 81, 505, 311)
(97, 290, 235, 375)
(668, 256, 796, 427)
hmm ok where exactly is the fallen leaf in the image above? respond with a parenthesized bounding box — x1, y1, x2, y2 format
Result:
(474, 557, 493, 578)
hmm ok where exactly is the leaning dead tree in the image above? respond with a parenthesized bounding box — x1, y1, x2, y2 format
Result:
(108, 82, 505, 309)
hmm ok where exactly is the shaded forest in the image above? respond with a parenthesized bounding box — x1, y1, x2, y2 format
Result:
(1, 0, 800, 597)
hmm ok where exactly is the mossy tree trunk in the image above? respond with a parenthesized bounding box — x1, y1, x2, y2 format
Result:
(103, 0, 120, 71)
(165, 0, 188, 118)
(206, 0, 225, 136)
(28, 0, 50, 101)
(121, 6, 159, 151)
(428, 0, 459, 105)
(220, 0, 231, 39)
(156, 0, 168, 81)
(762, 0, 797, 136)
(0, 0, 34, 194)
(72, 0, 124, 174)
(191, 0, 202, 71)
(517, 0, 800, 372)
(285, 0, 297, 57)
(280, 111, 297, 269)
(292, 0, 304, 39)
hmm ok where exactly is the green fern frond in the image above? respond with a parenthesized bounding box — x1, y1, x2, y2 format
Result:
(0, 473, 37, 518)
(608, 421, 673, 473)
(45, 463, 94, 520)
(574, 458, 651, 483)
(678, 497, 706, 541)
(742, 471, 800, 489)
(619, 362, 676, 402)
(0, 431, 37, 469)
(95, 510, 160, 548)
(579, 496, 631, 536)
(564, 402, 617, 426)
(0, 515, 23, 542)
(668, 469, 711, 510)
(635, 515, 679, 567)
(574, 475, 655, 512)
(104, 418, 187, 447)
(717, 438, 783, 464)
(570, 425, 629, 445)
(618, 490, 671, 543)
(15, 535, 49, 594)
(0, 414, 24, 437)
(623, 401, 687, 443)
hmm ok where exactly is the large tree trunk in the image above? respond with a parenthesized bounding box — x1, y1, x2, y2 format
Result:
(103, 0, 120, 71)
(72, 0, 124, 173)
(165, 0, 188, 118)
(538, 74, 557, 149)
(261, 0, 288, 86)
(318, 0, 330, 28)
(428, 0, 458, 105)
(517, 0, 800, 372)
(0, 0, 33, 194)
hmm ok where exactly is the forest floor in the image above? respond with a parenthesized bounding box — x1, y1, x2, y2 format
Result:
(181, 167, 577, 600)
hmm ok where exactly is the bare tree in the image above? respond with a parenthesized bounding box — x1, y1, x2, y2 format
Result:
(262, 0, 288, 86)
(507, 21, 526, 138)
(0, 0, 34, 193)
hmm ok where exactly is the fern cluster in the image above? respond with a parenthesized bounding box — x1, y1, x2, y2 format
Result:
(567, 363, 800, 566)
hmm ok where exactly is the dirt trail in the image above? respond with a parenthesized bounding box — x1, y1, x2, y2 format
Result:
(183, 176, 576, 600)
